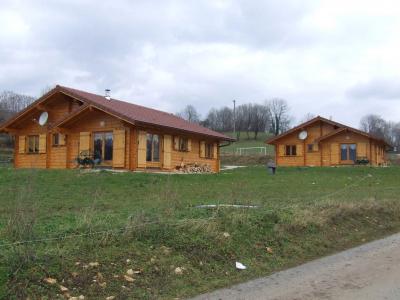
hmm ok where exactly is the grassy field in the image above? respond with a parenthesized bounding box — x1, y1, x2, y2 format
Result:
(220, 132, 274, 155)
(1, 166, 400, 299)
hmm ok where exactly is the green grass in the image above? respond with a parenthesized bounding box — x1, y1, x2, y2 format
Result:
(1, 166, 400, 299)
(221, 131, 274, 155)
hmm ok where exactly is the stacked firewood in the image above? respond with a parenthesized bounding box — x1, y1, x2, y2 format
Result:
(177, 162, 212, 173)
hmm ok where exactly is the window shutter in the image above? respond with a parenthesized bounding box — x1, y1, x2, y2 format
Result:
(18, 135, 26, 154)
(314, 143, 319, 151)
(163, 135, 172, 169)
(137, 130, 147, 168)
(200, 141, 206, 158)
(187, 139, 192, 152)
(39, 134, 47, 153)
(297, 144, 303, 156)
(113, 129, 125, 168)
(279, 144, 285, 156)
(357, 142, 367, 157)
(59, 133, 66, 146)
(330, 143, 339, 165)
(213, 142, 218, 159)
(79, 132, 90, 154)
(173, 136, 179, 150)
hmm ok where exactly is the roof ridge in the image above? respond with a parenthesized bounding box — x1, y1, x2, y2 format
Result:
(56, 85, 235, 141)
(58, 85, 184, 120)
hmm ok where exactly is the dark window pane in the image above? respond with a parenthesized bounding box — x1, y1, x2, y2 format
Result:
(349, 144, 356, 161)
(307, 144, 313, 152)
(146, 134, 152, 162)
(35, 136, 39, 152)
(94, 133, 103, 160)
(341, 144, 347, 160)
(53, 134, 59, 145)
(153, 135, 160, 161)
(104, 132, 113, 160)
(285, 145, 291, 155)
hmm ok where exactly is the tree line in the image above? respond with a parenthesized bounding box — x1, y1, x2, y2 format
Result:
(0, 89, 399, 151)
(360, 114, 400, 150)
(177, 98, 292, 140)
(177, 102, 400, 150)
(0, 91, 35, 124)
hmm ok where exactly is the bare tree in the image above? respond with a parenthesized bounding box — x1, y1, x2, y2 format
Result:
(300, 113, 316, 123)
(40, 84, 56, 96)
(249, 104, 269, 140)
(266, 98, 291, 136)
(203, 107, 233, 132)
(176, 105, 201, 124)
(0, 91, 35, 123)
(0, 90, 35, 148)
(392, 122, 400, 151)
(359, 114, 387, 139)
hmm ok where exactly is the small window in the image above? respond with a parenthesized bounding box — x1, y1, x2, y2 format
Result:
(285, 145, 297, 156)
(52, 133, 60, 146)
(205, 143, 213, 159)
(27, 135, 39, 154)
(307, 144, 314, 152)
(178, 137, 189, 152)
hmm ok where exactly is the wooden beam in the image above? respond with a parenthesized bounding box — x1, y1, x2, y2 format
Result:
(36, 104, 46, 111)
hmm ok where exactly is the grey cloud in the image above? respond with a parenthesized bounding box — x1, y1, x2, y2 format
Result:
(1, 0, 400, 127)
(347, 79, 400, 100)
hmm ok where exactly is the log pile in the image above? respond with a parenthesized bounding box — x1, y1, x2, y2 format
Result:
(176, 162, 212, 173)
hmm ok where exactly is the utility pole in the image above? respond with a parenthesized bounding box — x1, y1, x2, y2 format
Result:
(233, 100, 236, 137)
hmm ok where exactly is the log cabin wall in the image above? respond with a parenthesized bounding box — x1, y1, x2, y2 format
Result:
(134, 125, 219, 172)
(276, 121, 334, 167)
(274, 120, 386, 167)
(320, 131, 370, 166)
(64, 109, 129, 169)
(170, 136, 219, 172)
(13, 94, 79, 169)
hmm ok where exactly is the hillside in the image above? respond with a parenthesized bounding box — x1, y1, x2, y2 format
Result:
(220, 131, 275, 156)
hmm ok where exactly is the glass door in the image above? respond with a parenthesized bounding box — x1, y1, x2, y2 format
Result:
(340, 144, 357, 162)
(93, 132, 113, 163)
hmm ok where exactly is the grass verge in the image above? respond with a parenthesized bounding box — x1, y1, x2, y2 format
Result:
(0, 166, 400, 299)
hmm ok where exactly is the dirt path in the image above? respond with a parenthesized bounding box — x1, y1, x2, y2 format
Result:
(191, 233, 400, 300)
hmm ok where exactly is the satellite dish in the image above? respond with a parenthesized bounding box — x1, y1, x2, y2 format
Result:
(298, 130, 308, 140)
(38, 111, 49, 126)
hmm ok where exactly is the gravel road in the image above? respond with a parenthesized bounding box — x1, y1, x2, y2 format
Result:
(191, 232, 400, 300)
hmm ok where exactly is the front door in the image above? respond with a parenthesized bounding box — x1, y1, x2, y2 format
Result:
(340, 144, 356, 163)
(93, 132, 113, 165)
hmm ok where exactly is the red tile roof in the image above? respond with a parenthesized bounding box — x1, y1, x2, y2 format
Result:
(1, 85, 235, 141)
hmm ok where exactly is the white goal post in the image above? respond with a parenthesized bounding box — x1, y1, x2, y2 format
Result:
(235, 147, 267, 156)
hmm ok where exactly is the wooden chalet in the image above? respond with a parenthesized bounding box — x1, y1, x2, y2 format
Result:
(0, 85, 234, 172)
(266, 116, 388, 167)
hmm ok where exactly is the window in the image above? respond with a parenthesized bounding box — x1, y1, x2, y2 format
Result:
(52, 133, 60, 146)
(340, 144, 357, 161)
(93, 132, 113, 161)
(307, 144, 314, 152)
(178, 137, 189, 151)
(205, 143, 213, 159)
(146, 134, 160, 162)
(27, 135, 39, 154)
(285, 145, 297, 156)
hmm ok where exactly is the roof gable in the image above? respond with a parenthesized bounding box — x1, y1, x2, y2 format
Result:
(266, 116, 342, 144)
(266, 115, 389, 146)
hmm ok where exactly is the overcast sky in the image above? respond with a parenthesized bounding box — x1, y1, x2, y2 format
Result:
(1, 0, 400, 127)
